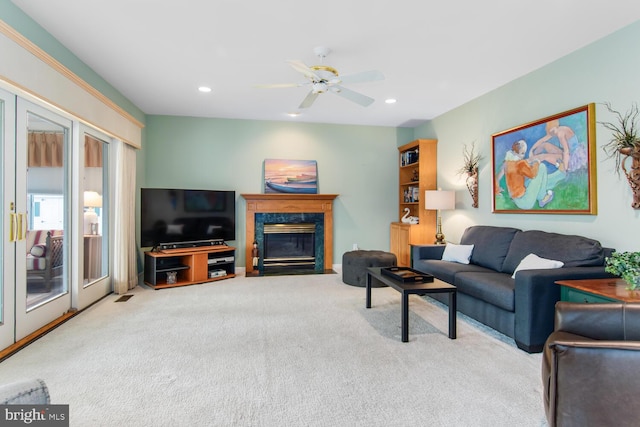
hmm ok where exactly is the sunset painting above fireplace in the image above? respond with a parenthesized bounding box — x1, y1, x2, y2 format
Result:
(264, 159, 318, 194)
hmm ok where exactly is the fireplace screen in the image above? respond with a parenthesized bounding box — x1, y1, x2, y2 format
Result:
(263, 223, 316, 269)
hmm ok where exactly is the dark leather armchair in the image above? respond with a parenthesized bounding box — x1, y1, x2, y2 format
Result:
(542, 302, 640, 426)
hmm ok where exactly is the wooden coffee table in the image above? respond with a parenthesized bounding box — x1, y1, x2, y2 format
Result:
(556, 278, 640, 303)
(366, 267, 457, 342)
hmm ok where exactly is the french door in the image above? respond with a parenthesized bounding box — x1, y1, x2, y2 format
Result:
(14, 99, 72, 340)
(0, 88, 16, 349)
(1, 91, 113, 349)
(75, 125, 110, 309)
(1, 94, 73, 346)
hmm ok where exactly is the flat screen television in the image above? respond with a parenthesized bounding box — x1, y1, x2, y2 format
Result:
(140, 188, 236, 248)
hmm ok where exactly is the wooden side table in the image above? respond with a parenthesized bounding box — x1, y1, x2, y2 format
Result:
(556, 278, 640, 303)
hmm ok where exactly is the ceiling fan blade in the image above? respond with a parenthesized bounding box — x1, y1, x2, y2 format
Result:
(337, 70, 385, 85)
(299, 91, 319, 109)
(332, 85, 375, 107)
(254, 83, 305, 89)
(286, 60, 321, 80)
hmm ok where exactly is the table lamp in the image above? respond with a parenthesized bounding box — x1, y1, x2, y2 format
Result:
(83, 191, 102, 235)
(424, 190, 455, 245)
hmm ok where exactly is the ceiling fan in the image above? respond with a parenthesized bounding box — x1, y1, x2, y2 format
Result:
(257, 46, 385, 109)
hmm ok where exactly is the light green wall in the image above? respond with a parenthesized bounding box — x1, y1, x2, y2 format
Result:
(145, 116, 414, 265)
(414, 20, 640, 252)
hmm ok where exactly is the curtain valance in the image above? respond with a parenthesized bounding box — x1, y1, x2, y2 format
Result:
(28, 131, 102, 167)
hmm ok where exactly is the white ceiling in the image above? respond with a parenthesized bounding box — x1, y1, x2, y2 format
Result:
(11, 1, 640, 127)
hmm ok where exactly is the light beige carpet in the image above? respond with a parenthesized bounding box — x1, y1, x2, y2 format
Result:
(0, 272, 547, 426)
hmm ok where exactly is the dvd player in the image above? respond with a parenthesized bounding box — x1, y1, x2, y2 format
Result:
(208, 256, 235, 265)
(209, 269, 227, 278)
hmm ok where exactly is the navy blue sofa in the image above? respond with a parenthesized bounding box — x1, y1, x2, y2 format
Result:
(411, 226, 615, 353)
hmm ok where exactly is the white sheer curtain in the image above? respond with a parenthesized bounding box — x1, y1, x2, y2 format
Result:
(113, 140, 138, 294)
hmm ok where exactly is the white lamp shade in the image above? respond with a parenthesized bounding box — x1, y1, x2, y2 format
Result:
(424, 190, 455, 210)
(84, 191, 102, 208)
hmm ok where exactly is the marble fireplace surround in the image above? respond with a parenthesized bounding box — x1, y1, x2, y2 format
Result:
(241, 194, 338, 274)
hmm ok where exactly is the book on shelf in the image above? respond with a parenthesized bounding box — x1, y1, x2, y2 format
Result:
(400, 149, 419, 166)
(404, 186, 420, 202)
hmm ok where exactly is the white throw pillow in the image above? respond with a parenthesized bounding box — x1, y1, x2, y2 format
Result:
(30, 244, 46, 258)
(441, 243, 474, 264)
(511, 253, 564, 278)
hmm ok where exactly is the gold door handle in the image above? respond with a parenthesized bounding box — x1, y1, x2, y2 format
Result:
(17, 213, 27, 241)
(22, 213, 27, 240)
(17, 213, 23, 241)
(9, 213, 17, 242)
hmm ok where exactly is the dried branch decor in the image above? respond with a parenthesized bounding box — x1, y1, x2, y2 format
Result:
(457, 142, 483, 208)
(599, 102, 640, 209)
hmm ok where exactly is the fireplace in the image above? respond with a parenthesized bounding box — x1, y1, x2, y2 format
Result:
(255, 213, 324, 273)
(241, 194, 338, 275)
(263, 223, 316, 271)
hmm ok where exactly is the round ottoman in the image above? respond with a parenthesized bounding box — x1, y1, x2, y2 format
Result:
(342, 250, 397, 287)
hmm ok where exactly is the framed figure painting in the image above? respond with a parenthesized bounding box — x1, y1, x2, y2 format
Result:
(492, 104, 597, 214)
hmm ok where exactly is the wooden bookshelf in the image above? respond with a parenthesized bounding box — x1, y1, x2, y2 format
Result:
(391, 139, 437, 265)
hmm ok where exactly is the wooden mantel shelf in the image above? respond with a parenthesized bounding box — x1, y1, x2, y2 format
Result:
(241, 194, 338, 201)
(241, 194, 338, 273)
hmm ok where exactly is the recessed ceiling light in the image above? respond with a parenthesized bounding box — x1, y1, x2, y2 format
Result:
(198, 86, 212, 93)
(287, 112, 300, 117)
(385, 98, 397, 104)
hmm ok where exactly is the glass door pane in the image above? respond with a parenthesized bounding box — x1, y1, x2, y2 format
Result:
(83, 133, 108, 284)
(77, 125, 111, 309)
(25, 114, 67, 307)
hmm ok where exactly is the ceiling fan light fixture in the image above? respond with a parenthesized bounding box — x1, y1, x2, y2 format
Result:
(258, 46, 385, 109)
(312, 82, 328, 94)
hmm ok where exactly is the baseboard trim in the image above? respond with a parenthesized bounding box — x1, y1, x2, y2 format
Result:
(0, 292, 112, 362)
(0, 311, 77, 362)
